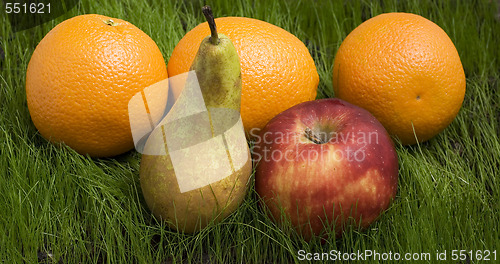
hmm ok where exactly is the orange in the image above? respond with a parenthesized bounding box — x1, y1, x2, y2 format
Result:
(26, 14, 168, 157)
(167, 17, 318, 135)
(333, 13, 465, 145)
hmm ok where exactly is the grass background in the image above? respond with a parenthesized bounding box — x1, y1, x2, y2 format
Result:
(1, 0, 499, 263)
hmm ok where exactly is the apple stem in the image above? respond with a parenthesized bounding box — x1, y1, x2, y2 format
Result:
(202, 5, 219, 45)
(305, 128, 325, 144)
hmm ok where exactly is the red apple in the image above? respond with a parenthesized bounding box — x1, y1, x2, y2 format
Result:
(253, 98, 398, 240)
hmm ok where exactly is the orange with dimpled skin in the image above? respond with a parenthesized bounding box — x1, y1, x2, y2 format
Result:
(26, 14, 168, 157)
(167, 17, 319, 135)
(333, 12, 466, 145)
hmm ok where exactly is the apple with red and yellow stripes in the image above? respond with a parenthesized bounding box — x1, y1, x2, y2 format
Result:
(253, 98, 399, 240)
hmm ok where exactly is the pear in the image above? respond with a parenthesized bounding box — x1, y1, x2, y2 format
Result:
(139, 6, 252, 233)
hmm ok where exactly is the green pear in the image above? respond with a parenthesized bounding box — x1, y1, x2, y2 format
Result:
(139, 6, 252, 233)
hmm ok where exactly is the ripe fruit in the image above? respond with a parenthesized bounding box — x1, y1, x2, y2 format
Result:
(26, 14, 168, 157)
(333, 12, 466, 145)
(140, 7, 252, 233)
(168, 17, 318, 135)
(254, 98, 398, 240)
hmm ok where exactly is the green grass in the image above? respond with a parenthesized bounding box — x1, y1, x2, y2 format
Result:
(1, 0, 499, 263)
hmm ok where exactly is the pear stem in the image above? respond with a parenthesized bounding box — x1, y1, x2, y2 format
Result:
(202, 5, 219, 45)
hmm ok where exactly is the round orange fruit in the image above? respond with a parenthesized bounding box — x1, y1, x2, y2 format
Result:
(167, 17, 319, 135)
(333, 13, 466, 145)
(26, 14, 168, 157)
